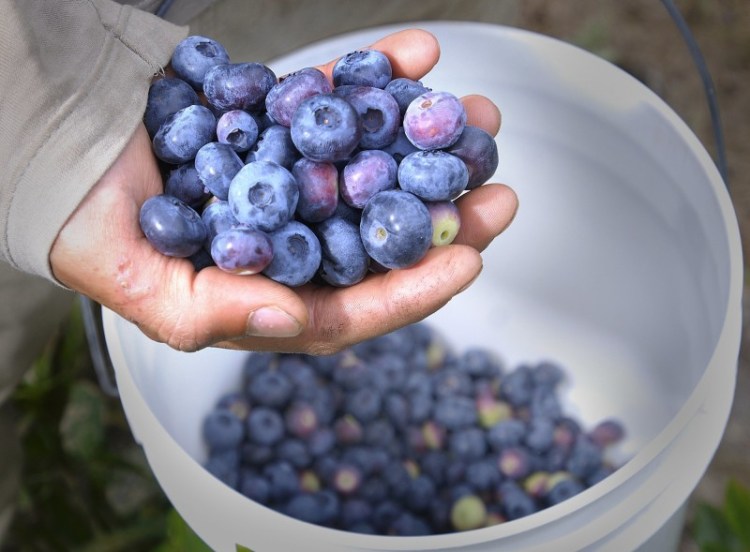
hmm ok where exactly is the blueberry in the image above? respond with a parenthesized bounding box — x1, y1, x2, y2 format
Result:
(202, 197, 241, 245)
(333, 50, 392, 89)
(330, 463, 363, 496)
(340, 498, 373, 528)
(171, 35, 230, 90)
(285, 402, 319, 438)
(525, 416, 556, 453)
(312, 490, 341, 525)
(553, 417, 582, 452)
(152, 104, 216, 164)
(363, 419, 396, 449)
(248, 370, 293, 408)
(228, 160, 299, 232)
(450, 494, 487, 532)
(531, 360, 566, 390)
(424, 200, 461, 247)
(313, 216, 369, 287)
(465, 458, 502, 492)
(195, 142, 244, 200)
(460, 348, 504, 379)
(210, 227, 273, 275)
(164, 163, 211, 210)
(276, 438, 311, 469)
(202, 408, 245, 451)
(398, 150, 469, 202)
(449, 427, 487, 460)
(498, 446, 532, 480)
(245, 124, 300, 170)
(445, 125, 499, 190)
(335, 85, 400, 149)
(340, 149, 397, 209)
(216, 109, 259, 152)
(204, 450, 240, 489)
(139, 194, 207, 257)
(262, 221, 322, 287)
(266, 67, 333, 127)
(385, 77, 431, 115)
(498, 481, 538, 521)
(391, 512, 431, 536)
(588, 419, 626, 448)
(359, 477, 389, 504)
(345, 387, 382, 423)
(360, 190, 432, 270)
(246, 407, 285, 446)
(334, 414, 363, 445)
(215, 391, 251, 421)
(331, 353, 371, 389)
(341, 445, 389, 476)
(405, 475, 437, 512)
(239, 470, 271, 504)
(565, 435, 604, 479)
(188, 247, 215, 271)
(586, 464, 616, 487)
(144, 77, 201, 137)
(380, 127, 419, 164)
(500, 364, 535, 407)
(333, 199, 362, 226)
(372, 500, 403, 533)
(243, 350, 278, 380)
(546, 476, 585, 506)
(263, 460, 300, 502)
(382, 460, 412, 499)
(203, 62, 277, 112)
(487, 419, 527, 451)
(307, 428, 336, 457)
(292, 158, 339, 223)
(403, 391, 430, 425)
(433, 368, 473, 398)
(240, 442, 274, 467)
(530, 387, 564, 422)
(403, 91, 467, 150)
(290, 93, 362, 163)
(434, 396, 477, 430)
(369, 353, 409, 393)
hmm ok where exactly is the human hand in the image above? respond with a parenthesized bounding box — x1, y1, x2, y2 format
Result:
(49, 29, 518, 355)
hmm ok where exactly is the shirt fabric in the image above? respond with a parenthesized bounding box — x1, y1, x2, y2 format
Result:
(0, 0, 188, 281)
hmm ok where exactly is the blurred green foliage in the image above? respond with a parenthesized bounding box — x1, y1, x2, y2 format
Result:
(5, 303, 210, 552)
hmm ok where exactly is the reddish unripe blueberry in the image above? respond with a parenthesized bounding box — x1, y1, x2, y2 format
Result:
(403, 91, 466, 150)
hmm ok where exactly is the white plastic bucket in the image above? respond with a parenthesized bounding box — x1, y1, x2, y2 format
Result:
(103, 22, 743, 552)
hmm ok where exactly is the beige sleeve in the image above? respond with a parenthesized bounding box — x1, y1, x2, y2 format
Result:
(0, 0, 188, 281)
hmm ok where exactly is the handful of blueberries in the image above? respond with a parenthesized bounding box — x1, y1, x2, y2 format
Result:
(202, 322, 627, 535)
(140, 35, 499, 287)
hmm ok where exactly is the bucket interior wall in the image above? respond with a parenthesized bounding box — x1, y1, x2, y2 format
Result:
(104, 22, 741, 552)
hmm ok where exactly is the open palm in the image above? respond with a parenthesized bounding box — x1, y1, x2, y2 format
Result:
(50, 29, 518, 355)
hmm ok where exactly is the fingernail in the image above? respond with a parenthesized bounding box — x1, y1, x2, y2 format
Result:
(246, 306, 303, 338)
(457, 264, 483, 295)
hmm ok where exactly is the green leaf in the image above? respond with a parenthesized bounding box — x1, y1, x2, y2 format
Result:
(693, 502, 735, 550)
(59, 380, 106, 459)
(236, 545, 255, 552)
(159, 509, 213, 552)
(725, 479, 750, 549)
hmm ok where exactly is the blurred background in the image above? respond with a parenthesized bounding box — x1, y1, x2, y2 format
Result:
(3, 1, 748, 550)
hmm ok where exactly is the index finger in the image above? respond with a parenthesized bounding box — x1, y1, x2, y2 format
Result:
(317, 28, 441, 82)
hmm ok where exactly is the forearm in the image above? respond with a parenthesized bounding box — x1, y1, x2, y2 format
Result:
(0, 0, 187, 281)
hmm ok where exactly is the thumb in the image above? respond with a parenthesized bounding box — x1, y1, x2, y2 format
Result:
(128, 260, 309, 352)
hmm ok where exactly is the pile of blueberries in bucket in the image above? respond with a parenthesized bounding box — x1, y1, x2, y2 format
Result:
(202, 322, 626, 535)
(139, 35, 499, 287)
